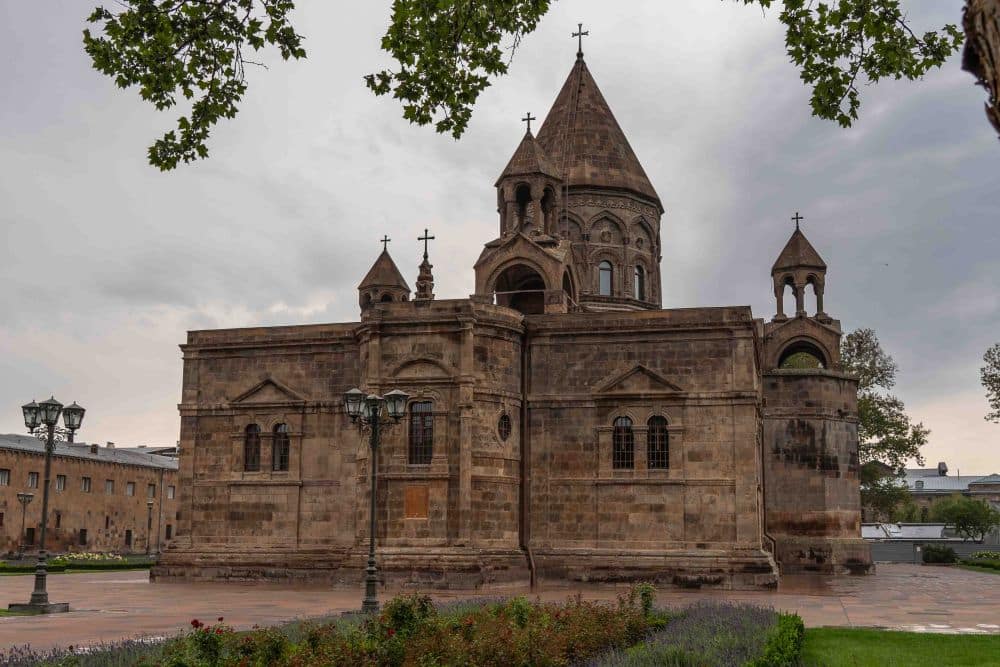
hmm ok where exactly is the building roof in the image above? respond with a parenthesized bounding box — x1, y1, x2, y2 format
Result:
(534, 57, 660, 206)
(903, 467, 1000, 493)
(358, 249, 410, 291)
(0, 434, 178, 471)
(496, 131, 562, 184)
(771, 228, 827, 273)
(862, 523, 953, 540)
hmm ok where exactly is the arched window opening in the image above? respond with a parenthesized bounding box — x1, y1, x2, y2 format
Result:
(515, 184, 531, 226)
(408, 401, 434, 465)
(647, 416, 669, 469)
(634, 265, 646, 301)
(244, 424, 261, 472)
(495, 263, 546, 315)
(562, 272, 574, 305)
(778, 341, 827, 369)
(612, 416, 634, 469)
(498, 413, 512, 441)
(272, 423, 290, 471)
(806, 277, 821, 315)
(782, 278, 796, 316)
(599, 261, 613, 296)
(380, 293, 394, 303)
(541, 188, 556, 231)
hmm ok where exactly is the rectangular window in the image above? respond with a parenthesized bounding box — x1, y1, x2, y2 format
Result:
(408, 402, 434, 465)
(27, 472, 39, 488)
(147, 483, 156, 499)
(125, 529, 133, 548)
(126, 482, 135, 496)
(81, 476, 92, 493)
(56, 474, 66, 491)
(612, 417, 635, 470)
(165, 524, 173, 540)
(167, 485, 175, 499)
(55, 512, 61, 529)
(79, 528, 88, 546)
(105, 515, 110, 529)
(105, 479, 115, 494)
(0, 469, 9, 486)
(0, 512, 4, 527)
(25, 527, 35, 546)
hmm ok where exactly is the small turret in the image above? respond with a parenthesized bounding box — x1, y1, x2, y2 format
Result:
(358, 245, 410, 312)
(771, 214, 828, 321)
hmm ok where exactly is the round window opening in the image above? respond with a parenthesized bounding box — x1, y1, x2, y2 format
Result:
(498, 414, 512, 441)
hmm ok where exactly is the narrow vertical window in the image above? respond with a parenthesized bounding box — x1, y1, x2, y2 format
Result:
(408, 402, 434, 465)
(634, 265, 646, 301)
(612, 416, 634, 469)
(272, 423, 290, 471)
(27, 472, 39, 488)
(244, 424, 261, 472)
(105, 479, 115, 494)
(126, 481, 135, 496)
(599, 261, 613, 296)
(56, 474, 66, 491)
(647, 416, 669, 469)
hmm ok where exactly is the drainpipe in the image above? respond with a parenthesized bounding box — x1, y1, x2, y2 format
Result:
(520, 320, 536, 589)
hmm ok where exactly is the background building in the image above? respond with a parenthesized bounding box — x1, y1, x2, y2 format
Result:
(905, 462, 1000, 517)
(0, 434, 179, 555)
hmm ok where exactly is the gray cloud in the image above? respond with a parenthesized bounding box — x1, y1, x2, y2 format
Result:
(0, 0, 997, 469)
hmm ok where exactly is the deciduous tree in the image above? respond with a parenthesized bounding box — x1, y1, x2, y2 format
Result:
(982, 342, 1000, 422)
(840, 328, 929, 517)
(82, 1, 964, 170)
(929, 495, 1000, 541)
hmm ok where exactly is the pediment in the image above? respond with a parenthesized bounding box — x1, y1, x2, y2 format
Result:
(594, 365, 684, 395)
(474, 232, 567, 270)
(230, 377, 307, 405)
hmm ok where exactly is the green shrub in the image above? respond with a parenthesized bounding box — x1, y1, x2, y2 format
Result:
(961, 558, 1000, 571)
(922, 543, 958, 563)
(746, 613, 805, 667)
(971, 550, 1000, 560)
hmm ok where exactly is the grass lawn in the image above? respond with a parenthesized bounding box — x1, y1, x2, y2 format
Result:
(958, 563, 1000, 576)
(0, 609, 33, 616)
(802, 628, 1000, 666)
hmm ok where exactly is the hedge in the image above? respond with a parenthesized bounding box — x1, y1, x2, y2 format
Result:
(747, 613, 805, 667)
(0, 561, 152, 573)
(961, 558, 1000, 571)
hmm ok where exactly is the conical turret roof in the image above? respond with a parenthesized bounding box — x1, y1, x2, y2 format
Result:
(772, 228, 827, 273)
(534, 57, 660, 207)
(496, 130, 562, 183)
(359, 249, 410, 291)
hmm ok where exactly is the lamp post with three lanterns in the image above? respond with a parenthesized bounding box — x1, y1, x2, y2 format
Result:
(8, 397, 84, 614)
(343, 387, 408, 614)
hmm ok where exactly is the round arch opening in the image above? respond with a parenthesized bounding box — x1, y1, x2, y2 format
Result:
(494, 263, 546, 315)
(778, 340, 827, 369)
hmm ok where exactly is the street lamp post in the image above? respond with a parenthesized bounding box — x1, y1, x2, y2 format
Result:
(343, 387, 408, 614)
(16, 493, 34, 559)
(9, 397, 84, 614)
(146, 500, 154, 556)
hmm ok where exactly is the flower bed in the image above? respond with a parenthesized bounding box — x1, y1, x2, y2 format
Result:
(0, 587, 806, 667)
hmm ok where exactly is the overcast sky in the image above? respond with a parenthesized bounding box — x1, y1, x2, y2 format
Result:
(1, 1, 997, 472)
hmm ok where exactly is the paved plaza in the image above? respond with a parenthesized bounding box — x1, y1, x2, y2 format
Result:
(0, 564, 998, 651)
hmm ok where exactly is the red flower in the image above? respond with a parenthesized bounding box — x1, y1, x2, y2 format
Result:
(386, 628, 396, 637)
(215, 628, 224, 635)
(218, 617, 224, 622)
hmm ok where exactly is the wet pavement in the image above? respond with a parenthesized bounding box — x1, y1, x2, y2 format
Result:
(0, 564, 997, 651)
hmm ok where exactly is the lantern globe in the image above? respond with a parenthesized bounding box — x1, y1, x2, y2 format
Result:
(22, 400, 41, 430)
(344, 388, 365, 419)
(39, 397, 63, 427)
(384, 389, 409, 420)
(62, 402, 85, 430)
(361, 394, 382, 421)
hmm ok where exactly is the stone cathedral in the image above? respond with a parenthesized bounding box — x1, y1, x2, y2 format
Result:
(154, 53, 872, 589)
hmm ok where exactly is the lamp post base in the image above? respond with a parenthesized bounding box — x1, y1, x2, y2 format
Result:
(8, 602, 70, 614)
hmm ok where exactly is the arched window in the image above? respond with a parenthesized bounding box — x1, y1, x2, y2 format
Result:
(380, 293, 394, 303)
(409, 402, 434, 464)
(272, 423, 290, 471)
(634, 266, 646, 301)
(515, 184, 531, 226)
(498, 413, 512, 441)
(612, 416, 634, 469)
(244, 424, 261, 472)
(599, 261, 613, 296)
(647, 416, 669, 469)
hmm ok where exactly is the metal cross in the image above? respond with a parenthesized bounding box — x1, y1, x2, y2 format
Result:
(418, 228, 435, 259)
(380, 235, 391, 251)
(573, 23, 589, 58)
(791, 211, 804, 230)
(522, 111, 536, 133)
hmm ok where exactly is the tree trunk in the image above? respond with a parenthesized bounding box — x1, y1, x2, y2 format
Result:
(963, 0, 1000, 138)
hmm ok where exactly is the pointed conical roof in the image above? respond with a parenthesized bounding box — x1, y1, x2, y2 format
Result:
(534, 57, 660, 206)
(496, 131, 562, 184)
(359, 249, 410, 291)
(772, 228, 827, 273)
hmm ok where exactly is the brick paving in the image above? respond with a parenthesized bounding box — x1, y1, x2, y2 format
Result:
(0, 564, 997, 651)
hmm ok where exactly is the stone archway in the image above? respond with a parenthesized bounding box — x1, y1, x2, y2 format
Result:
(494, 263, 547, 315)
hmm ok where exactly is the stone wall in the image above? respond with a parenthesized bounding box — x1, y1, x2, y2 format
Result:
(762, 369, 871, 573)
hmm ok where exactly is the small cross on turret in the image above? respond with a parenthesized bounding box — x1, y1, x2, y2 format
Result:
(381, 235, 391, 252)
(791, 211, 804, 231)
(522, 111, 536, 133)
(573, 23, 589, 59)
